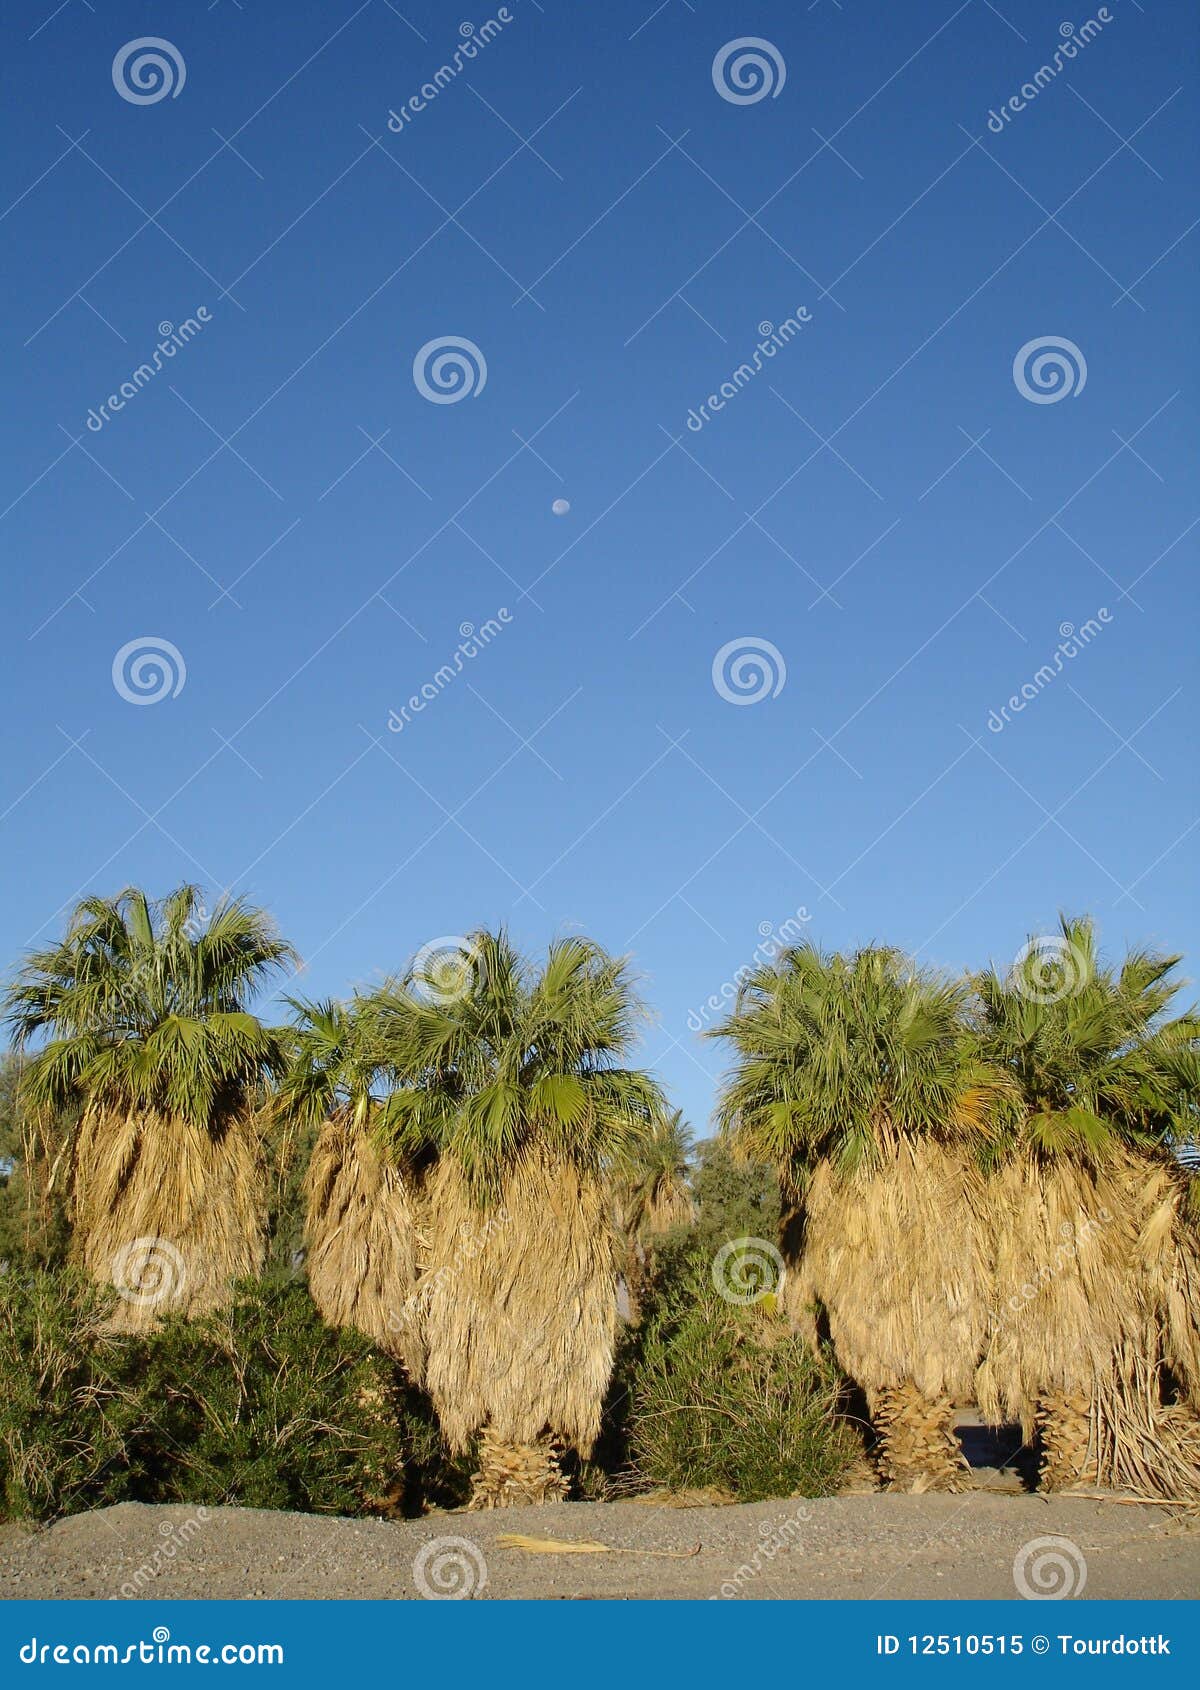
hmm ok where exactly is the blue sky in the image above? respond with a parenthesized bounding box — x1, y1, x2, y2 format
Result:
(2, 0, 1196, 1134)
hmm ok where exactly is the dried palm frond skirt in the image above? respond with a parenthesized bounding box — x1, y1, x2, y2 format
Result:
(303, 1113, 427, 1376)
(781, 1142, 990, 1492)
(420, 1151, 619, 1505)
(976, 1152, 1200, 1503)
(72, 1107, 266, 1333)
(786, 1143, 991, 1405)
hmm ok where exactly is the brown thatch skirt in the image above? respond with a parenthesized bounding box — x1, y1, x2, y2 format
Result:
(72, 1107, 266, 1333)
(302, 1113, 427, 1376)
(419, 1153, 618, 1463)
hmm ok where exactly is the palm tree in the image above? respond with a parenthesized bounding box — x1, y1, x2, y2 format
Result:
(373, 929, 665, 1507)
(711, 943, 1003, 1491)
(617, 1107, 694, 1318)
(283, 995, 427, 1377)
(971, 915, 1200, 1495)
(4, 886, 293, 1330)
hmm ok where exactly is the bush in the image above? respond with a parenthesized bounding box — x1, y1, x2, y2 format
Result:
(0, 1270, 142, 1521)
(625, 1261, 858, 1501)
(126, 1282, 456, 1517)
(0, 1272, 463, 1523)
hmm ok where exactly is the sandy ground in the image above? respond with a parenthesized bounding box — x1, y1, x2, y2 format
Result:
(1, 1490, 1196, 1601)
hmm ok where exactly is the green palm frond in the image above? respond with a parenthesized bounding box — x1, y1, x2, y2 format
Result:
(970, 913, 1200, 1164)
(368, 928, 666, 1199)
(709, 942, 997, 1185)
(275, 994, 388, 1132)
(619, 1106, 694, 1240)
(4, 886, 295, 1132)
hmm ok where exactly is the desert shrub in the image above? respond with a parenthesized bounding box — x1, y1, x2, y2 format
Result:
(0, 1269, 142, 1521)
(126, 1281, 462, 1516)
(0, 1272, 460, 1522)
(625, 1261, 858, 1500)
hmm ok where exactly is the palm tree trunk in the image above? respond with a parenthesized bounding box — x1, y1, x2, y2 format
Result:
(468, 1427, 568, 1509)
(1037, 1389, 1095, 1490)
(871, 1384, 967, 1491)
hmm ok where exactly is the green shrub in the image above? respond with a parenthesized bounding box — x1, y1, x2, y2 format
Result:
(626, 1261, 858, 1501)
(127, 1282, 462, 1516)
(0, 1271, 462, 1522)
(0, 1270, 142, 1521)
(645, 1138, 780, 1300)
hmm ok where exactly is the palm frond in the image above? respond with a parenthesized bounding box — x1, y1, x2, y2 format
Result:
(969, 913, 1199, 1165)
(5, 886, 295, 1132)
(709, 942, 991, 1183)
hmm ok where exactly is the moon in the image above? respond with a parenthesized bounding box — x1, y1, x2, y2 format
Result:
(551, 498, 571, 517)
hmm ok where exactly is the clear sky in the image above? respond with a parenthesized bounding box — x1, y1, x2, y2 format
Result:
(2, 0, 1196, 1134)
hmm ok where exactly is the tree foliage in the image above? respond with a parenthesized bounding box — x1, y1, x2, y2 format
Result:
(711, 943, 1001, 1185)
(972, 914, 1200, 1163)
(5, 887, 295, 1131)
(370, 929, 666, 1199)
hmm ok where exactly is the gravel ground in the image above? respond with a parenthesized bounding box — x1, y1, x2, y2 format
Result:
(1, 1492, 1196, 1601)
